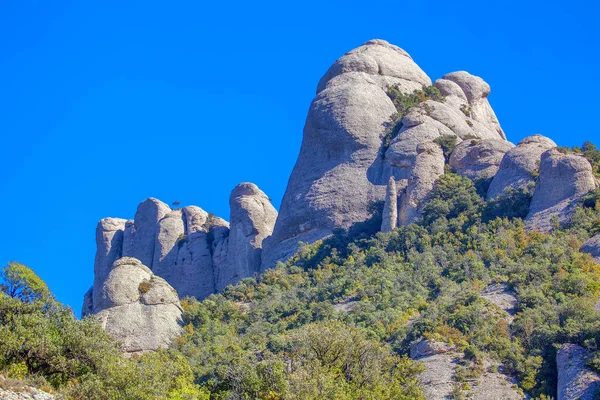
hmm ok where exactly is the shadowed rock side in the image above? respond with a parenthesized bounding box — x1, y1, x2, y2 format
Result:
(487, 134, 557, 200)
(582, 235, 600, 264)
(526, 149, 598, 232)
(95, 257, 183, 353)
(84, 183, 277, 317)
(557, 344, 600, 400)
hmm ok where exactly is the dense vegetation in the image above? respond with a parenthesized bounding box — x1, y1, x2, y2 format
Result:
(2, 145, 600, 399)
(0, 262, 204, 399)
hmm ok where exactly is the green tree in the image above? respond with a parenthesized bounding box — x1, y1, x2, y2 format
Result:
(0, 262, 50, 302)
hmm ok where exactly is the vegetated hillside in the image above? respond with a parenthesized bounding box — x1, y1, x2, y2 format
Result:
(2, 146, 600, 399)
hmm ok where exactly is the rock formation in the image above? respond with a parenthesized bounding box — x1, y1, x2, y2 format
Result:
(94, 257, 183, 353)
(261, 40, 432, 268)
(222, 183, 278, 285)
(262, 40, 511, 268)
(557, 344, 600, 400)
(85, 183, 277, 317)
(398, 142, 445, 225)
(487, 134, 557, 200)
(526, 149, 598, 231)
(449, 139, 514, 182)
(381, 177, 398, 233)
(582, 235, 600, 264)
(92, 218, 127, 310)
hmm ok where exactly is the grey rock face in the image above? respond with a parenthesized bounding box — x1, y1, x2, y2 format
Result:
(410, 339, 522, 400)
(449, 139, 514, 181)
(381, 177, 398, 233)
(385, 70, 507, 182)
(95, 257, 183, 353)
(123, 198, 171, 268)
(87, 181, 279, 317)
(526, 149, 598, 232)
(398, 142, 445, 225)
(557, 344, 600, 400)
(262, 39, 431, 269)
(582, 235, 600, 264)
(487, 134, 557, 200)
(92, 218, 127, 311)
(220, 183, 277, 290)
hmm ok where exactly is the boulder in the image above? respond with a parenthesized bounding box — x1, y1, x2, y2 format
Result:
(122, 198, 171, 268)
(526, 149, 598, 231)
(92, 218, 127, 311)
(398, 142, 445, 225)
(262, 39, 431, 269)
(381, 177, 398, 232)
(95, 257, 183, 353)
(581, 235, 600, 264)
(221, 183, 277, 289)
(449, 139, 514, 181)
(438, 71, 505, 140)
(557, 344, 600, 400)
(487, 134, 557, 200)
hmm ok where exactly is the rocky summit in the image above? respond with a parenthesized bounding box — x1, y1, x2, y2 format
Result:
(81, 40, 600, 398)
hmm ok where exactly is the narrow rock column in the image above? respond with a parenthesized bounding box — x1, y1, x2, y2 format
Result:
(381, 177, 398, 233)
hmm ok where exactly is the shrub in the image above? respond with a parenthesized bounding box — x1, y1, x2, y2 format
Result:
(381, 85, 445, 158)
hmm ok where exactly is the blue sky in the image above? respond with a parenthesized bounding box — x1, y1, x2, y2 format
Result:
(1, 0, 598, 314)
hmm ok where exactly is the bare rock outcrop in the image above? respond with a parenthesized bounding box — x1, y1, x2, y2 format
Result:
(487, 134, 557, 200)
(410, 339, 522, 400)
(557, 344, 600, 400)
(86, 182, 278, 319)
(381, 177, 398, 233)
(262, 39, 431, 268)
(582, 235, 600, 264)
(526, 149, 598, 231)
(92, 218, 127, 312)
(95, 257, 183, 353)
(398, 142, 445, 225)
(220, 183, 278, 289)
(449, 139, 514, 182)
(122, 198, 171, 268)
(385, 71, 507, 175)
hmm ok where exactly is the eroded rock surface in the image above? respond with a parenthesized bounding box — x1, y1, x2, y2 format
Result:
(262, 39, 431, 269)
(92, 218, 127, 311)
(526, 149, 598, 231)
(222, 183, 278, 288)
(398, 142, 445, 225)
(487, 134, 557, 200)
(381, 177, 398, 233)
(95, 257, 183, 353)
(557, 344, 600, 400)
(449, 139, 514, 182)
